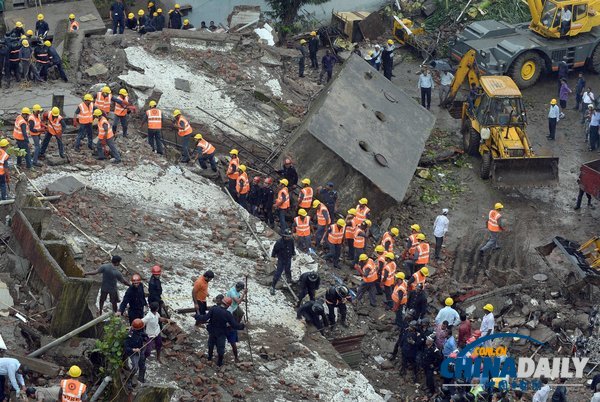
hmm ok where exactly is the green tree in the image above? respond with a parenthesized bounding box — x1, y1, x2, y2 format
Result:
(94, 316, 129, 399)
(266, 0, 331, 35)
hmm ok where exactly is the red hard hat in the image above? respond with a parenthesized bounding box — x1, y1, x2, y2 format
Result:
(132, 274, 142, 283)
(132, 318, 145, 330)
(151, 265, 161, 275)
(264, 178, 273, 185)
(223, 296, 233, 307)
(252, 176, 261, 183)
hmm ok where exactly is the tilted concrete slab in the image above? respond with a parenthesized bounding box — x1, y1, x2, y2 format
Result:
(282, 54, 435, 211)
(0, 85, 80, 119)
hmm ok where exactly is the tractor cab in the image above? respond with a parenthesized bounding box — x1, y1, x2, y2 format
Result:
(532, 0, 595, 38)
(473, 76, 527, 128)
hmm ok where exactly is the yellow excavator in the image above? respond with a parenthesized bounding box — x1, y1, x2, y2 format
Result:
(443, 49, 559, 187)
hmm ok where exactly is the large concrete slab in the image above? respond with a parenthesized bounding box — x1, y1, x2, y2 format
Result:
(0, 85, 81, 119)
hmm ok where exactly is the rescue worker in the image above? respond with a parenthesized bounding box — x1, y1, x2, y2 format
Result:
(6, 37, 22, 85)
(408, 283, 428, 319)
(142, 302, 170, 363)
(400, 321, 419, 381)
(112, 88, 130, 137)
(277, 158, 298, 190)
(248, 176, 262, 216)
(548, 98, 560, 140)
(155, 9, 165, 31)
(480, 203, 506, 256)
(93, 109, 122, 163)
(235, 164, 250, 211)
(73, 94, 94, 151)
(381, 252, 397, 309)
(13, 107, 33, 169)
(109, 0, 126, 34)
(25, 29, 34, 40)
(10, 21, 25, 38)
(298, 39, 308, 78)
(118, 274, 147, 323)
(259, 177, 275, 227)
(373, 44, 382, 70)
(68, 14, 80, 32)
(270, 228, 296, 295)
(296, 271, 320, 307)
(318, 49, 336, 85)
(136, 10, 147, 32)
(407, 266, 429, 292)
(83, 255, 130, 313)
(148, 265, 166, 317)
(325, 285, 350, 328)
(274, 179, 290, 231)
(380, 227, 399, 252)
(312, 200, 330, 249)
(26, 385, 61, 401)
(34, 41, 50, 81)
(308, 31, 319, 69)
(126, 13, 138, 30)
(225, 282, 246, 321)
(292, 208, 311, 251)
(192, 133, 216, 171)
(297, 178, 313, 211)
(297, 299, 328, 335)
(19, 39, 42, 83)
(354, 197, 370, 225)
(39, 107, 65, 159)
(391, 272, 408, 326)
(147, 1, 156, 15)
(46, 41, 68, 82)
(324, 219, 345, 268)
(435, 297, 460, 327)
(480, 303, 495, 338)
(222, 297, 241, 362)
(374, 244, 386, 295)
(354, 254, 378, 307)
(28, 104, 45, 167)
(421, 336, 442, 397)
(381, 39, 394, 80)
(0, 139, 11, 201)
(0, 357, 26, 400)
(352, 220, 370, 263)
(124, 319, 148, 385)
(193, 270, 215, 322)
(226, 149, 240, 200)
(141, 100, 164, 154)
(173, 109, 192, 163)
(403, 223, 421, 259)
(95, 86, 112, 116)
(344, 208, 357, 262)
(168, 4, 183, 29)
(35, 14, 49, 38)
(59, 365, 87, 402)
(408, 233, 430, 275)
(182, 19, 194, 29)
(317, 181, 337, 217)
(0, 40, 10, 87)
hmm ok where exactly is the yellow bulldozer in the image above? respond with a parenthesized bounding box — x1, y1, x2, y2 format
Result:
(443, 49, 559, 187)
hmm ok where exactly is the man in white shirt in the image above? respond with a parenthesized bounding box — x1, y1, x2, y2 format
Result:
(532, 376, 551, 402)
(142, 302, 170, 363)
(480, 303, 495, 346)
(435, 297, 460, 327)
(582, 87, 595, 123)
(433, 208, 449, 261)
(438, 71, 454, 106)
(418, 66, 434, 110)
(591, 383, 600, 402)
(548, 99, 560, 140)
(560, 6, 572, 37)
(0, 357, 26, 400)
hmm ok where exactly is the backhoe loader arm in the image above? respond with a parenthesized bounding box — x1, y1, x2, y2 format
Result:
(528, 0, 543, 27)
(441, 49, 482, 107)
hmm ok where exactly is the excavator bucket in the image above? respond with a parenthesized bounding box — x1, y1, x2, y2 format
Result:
(491, 156, 559, 187)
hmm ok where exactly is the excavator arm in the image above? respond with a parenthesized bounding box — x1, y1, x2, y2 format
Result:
(441, 49, 482, 107)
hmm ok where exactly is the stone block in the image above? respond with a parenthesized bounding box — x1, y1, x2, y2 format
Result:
(45, 176, 85, 196)
(174, 78, 191, 92)
(85, 63, 108, 77)
(6, 254, 29, 280)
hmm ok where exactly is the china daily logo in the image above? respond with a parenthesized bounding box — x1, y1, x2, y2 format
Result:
(440, 333, 588, 390)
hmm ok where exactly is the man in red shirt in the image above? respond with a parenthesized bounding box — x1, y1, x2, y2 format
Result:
(457, 312, 472, 349)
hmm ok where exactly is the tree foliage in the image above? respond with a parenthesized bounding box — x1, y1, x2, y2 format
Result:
(265, 0, 331, 30)
(94, 316, 128, 378)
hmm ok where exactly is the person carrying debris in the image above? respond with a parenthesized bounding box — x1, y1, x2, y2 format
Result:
(296, 271, 320, 307)
(84, 255, 130, 313)
(39, 107, 66, 160)
(380, 252, 397, 309)
(479, 202, 506, 256)
(119, 274, 148, 323)
(354, 254, 378, 308)
(12, 107, 33, 169)
(112, 88, 131, 138)
(140, 100, 164, 155)
(93, 109, 122, 163)
(0, 140, 11, 200)
(312, 200, 330, 249)
(297, 39, 308, 78)
(274, 179, 290, 231)
(168, 4, 183, 29)
(235, 164, 250, 211)
(193, 270, 215, 322)
(124, 319, 148, 385)
(323, 219, 345, 268)
(226, 149, 240, 199)
(270, 228, 296, 295)
(325, 285, 350, 328)
(292, 208, 311, 252)
(58, 365, 87, 402)
(297, 299, 329, 336)
(308, 31, 319, 69)
(73, 94, 95, 151)
(191, 133, 217, 171)
(259, 177, 275, 227)
(196, 294, 245, 367)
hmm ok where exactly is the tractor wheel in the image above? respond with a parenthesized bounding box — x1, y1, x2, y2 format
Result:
(591, 44, 600, 73)
(509, 51, 543, 89)
(463, 127, 481, 156)
(480, 152, 492, 180)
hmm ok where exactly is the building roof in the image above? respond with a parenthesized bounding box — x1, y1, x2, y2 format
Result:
(298, 55, 436, 202)
(480, 76, 521, 97)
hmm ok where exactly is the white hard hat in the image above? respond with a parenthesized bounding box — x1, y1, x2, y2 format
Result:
(442, 208, 449, 214)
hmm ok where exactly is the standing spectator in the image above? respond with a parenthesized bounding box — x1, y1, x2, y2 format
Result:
(373, 44, 382, 71)
(418, 66, 434, 110)
(435, 298, 460, 327)
(109, 0, 126, 34)
(557, 60, 568, 95)
(434, 320, 448, 349)
(83, 255, 130, 313)
(318, 49, 336, 85)
(547, 99, 560, 140)
(148, 265, 167, 317)
(582, 87, 595, 123)
(168, 4, 183, 29)
(209, 21, 217, 31)
(118, 274, 148, 324)
(438, 70, 454, 105)
(297, 39, 308, 78)
(432, 208, 449, 261)
(590, 107, 600, 151)
(574, 177, 594, 210)
(532, 376, 551, 402)
(421, 336, 442, 397)
(193, 270, 215, 324)
(457, 313, 472, 348)
(551, 377, 567, 402)
(270, 228, 296, 295)
(308, 31, 319, 69)
(559, 78, 572, 109)
(574, 73, 585, 110)
(225, 281, 247, 322)
(442, 327, 457, 357)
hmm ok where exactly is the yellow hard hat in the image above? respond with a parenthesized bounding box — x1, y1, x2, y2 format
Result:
(229, 149, 238, 155)
(153, 12, 158, 16)
(368, 50, 373, 56)
(550, 99, 557, 105)
(395, 272, 405, 279)
(385, 252, 395, 260)
(336, 219, 346, 226)
(301, 178, 311, 185)
(348, 208, 357, 215)
(300, 39, 307, 44)
(32, 104, 42, 112)
(494, 202, 504, 209)
(102, 86, 111, 94)
(445, 297, 454, 306)
(51, 107, 60, 116)
(483, 303, 494, 312)
(148, 1, 154, 6)
(83, 94, 93, 101)
(138, 9, 145, 15)
(69, 14, 75, 19)
(44, 40, 51, 47)
(128, 13, 134, 19)
(174, 3, 180, 8)
(358, 254, 368, 262)
(157, 8, 162, 13)
(20, 35, 26, 39)
(184, 19, 189, 24)
(21, 40, 29, 47)
(93, 109, 103, 117)
(26, 29, 33, 36)
(149, 100, 157, 107)
(410, 224, 421, 231)
(173, 109, 181, 117)
(238, 164, 246, 172)
(417, 233, 426, 240)
(21, 107, 31, 115)
(359, 198, 368, 205)
(194, 133, 203, 140)
(387, 39, 393, 45)
(119, 88, 128, 96)
(420, 267, 429, 276)
(38, 14, 44, 20)
(374, 245, 385, 253)
(0, 139, 10, 148)
(310, 31, 317, 36)
(364, 219, 372, 226)
(68, 365, 82, 378)
(298, 208, 307, 217)
(391, 227, 399, 236)
(279, 178, 289, 186)
(15, 21, 23, 28)
(312, 200, 320, 208)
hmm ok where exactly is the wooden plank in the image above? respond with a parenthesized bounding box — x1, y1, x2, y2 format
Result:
(7, 353, 60, 376)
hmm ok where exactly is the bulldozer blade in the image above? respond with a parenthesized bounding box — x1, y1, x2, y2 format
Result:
(491, 157, 559, 188)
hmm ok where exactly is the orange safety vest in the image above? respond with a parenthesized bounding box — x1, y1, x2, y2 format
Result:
(177, 115, 192, 137)
(47, 115, 63, 136)
(77, 102, 94, 124)
(392, 280, 408, 304)
(362, 259, 378, 283)
(114, 95, 129, 117)
(197, 139, 215, 155)
(381, 231, 395, 252)
(416, 242, 430, 264)
(0, 149, 9, 176)
(95, 92, 112, 113)
(408, 271, 427, 291)
(97, 116, 114, 140)
(146, 108, 162, 129)
(69, 20, 80, 31)
(298, 187, 313, 208)
(13, 115, 28, 140)
(227, 157, 239, 180)
(327, 224, 344, 245)
(381, 261, 397, 287)
(355, 205, 370, 224)
(316, 203, 330, 226)
(294, 215, 310, 237)
(276, 187, 290, 210)
(353, 227, 366, 249)
(60, 378, 87, 402)
(236, 172, 250, 195)
(345, 219, 356, 239)
(28, 114, 43, 136)
(376, 253, 386, 270)
(487, 210, 502, 232)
